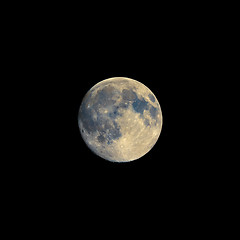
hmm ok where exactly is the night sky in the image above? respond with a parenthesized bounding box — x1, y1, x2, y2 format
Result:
(13, 5, 213, 231)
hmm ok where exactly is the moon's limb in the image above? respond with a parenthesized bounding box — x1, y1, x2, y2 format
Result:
(78, 77, 163, 162)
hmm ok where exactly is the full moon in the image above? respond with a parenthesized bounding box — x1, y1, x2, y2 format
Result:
(78, 77, 163, 162)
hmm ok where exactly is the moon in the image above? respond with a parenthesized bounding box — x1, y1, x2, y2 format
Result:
(78, 77, 163, 162)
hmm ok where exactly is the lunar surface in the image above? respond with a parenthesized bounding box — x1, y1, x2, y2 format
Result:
(78, 77, 163, 162)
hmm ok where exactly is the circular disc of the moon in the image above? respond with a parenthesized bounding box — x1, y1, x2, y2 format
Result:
(78, 77, 163, 162)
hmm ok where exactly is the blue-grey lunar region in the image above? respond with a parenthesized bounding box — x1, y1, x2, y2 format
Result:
(78, 77, 163, 162)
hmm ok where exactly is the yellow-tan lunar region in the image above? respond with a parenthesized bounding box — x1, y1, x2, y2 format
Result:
(78, 77, 163, 162)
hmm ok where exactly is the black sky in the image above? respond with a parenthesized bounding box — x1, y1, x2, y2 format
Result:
(10, 3, 216, 223)
(6, 3, 224, 234)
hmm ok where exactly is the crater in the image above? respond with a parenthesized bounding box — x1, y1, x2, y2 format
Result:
(122, 89, 137, 101)
(149, 106, 158, 119)
(94, 85, 117, 108)
(97, 135, 105, 143)
(78, 104, 96, 134)
(119, 100, 129, 109)
(144, 119, 150, 126)
(148, 93, 155, 102)
(106, 121, 122, 144)
(109, 106, 122, 119)
(94, 114, 122, 145)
